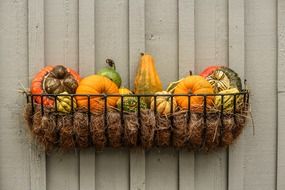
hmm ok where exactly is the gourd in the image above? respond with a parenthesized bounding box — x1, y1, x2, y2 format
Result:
(150, 91, 177, 115)
(134, 53, 163, 105)
(76, 75, 119, 110)
(31, 65, 80, 106)
(174, 75, 214, 111)
(206, 70, 231, 93)
(97, 59, 122, 88)
(200, 66, 221, 78)
(57, 92, 77, 113)
(117, 97, 147, 112)
(214, 88, 243, 112)
(218, 67, 242, 91)
(117, 87, 147, 112)
(119, 88, 133, 95)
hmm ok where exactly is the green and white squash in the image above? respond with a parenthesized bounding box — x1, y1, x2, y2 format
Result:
(214, 88, 243, 112)
(206, 70, 231, 93)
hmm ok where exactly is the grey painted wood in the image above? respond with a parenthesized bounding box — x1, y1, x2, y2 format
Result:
(78, 0, 96, 190)
(178, 0, 195, 189)
(129, 0, 146, 190)
(244, 0, 277, 189)
(195, 1, 228, 189)
(94, 1, 130, 189)
(145, 1, 179, 189)
(45, 1, 79, 190)
(277, 0, 285, 189)
(0, 1, 30, 190)
(28, 0, 46, 190)
(0, 1, 284, 190)
(228, 1, 246, 190)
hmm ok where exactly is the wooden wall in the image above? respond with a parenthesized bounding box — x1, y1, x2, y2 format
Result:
(0, 0, 281, 189)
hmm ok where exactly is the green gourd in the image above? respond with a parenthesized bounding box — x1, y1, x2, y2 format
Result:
(97, 59, 122, 88)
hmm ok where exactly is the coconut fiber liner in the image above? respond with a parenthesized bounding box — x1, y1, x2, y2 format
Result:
(24, 103, 249, 152)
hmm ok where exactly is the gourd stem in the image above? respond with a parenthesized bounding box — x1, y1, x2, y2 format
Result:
(140, 52, 144, 56)
(189, 70, 193, 76)
(106, 59, 116, 70)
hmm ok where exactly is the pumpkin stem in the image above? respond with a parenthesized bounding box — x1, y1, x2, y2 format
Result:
(189, 70, 193, 76)
(106, 59, 116, 70)
(140, 52, 145, 56)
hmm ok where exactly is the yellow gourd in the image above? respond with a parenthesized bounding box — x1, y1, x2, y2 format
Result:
(134, 53, 163, 105)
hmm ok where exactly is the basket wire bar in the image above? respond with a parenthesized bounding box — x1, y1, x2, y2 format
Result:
(27, 91, 249, 118)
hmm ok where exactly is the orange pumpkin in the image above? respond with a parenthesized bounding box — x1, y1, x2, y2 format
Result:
(76, 75, 119, 111)
(174, 75, 214, 111)
(134, 53, 163, 105)
(31, 65, 80, 106)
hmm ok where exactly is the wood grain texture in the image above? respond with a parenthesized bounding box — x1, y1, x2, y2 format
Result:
(78, 1, 96, 190)
(244, 0, 277, 189)
(228, 1, 245, 190)
(178, 1, 195, 189)
(145, 1, 179, 189)
(94, 1, 130, 189)
(277, 0, 285, 189)
(195, 1, 228, 189)
(0, 0, 30, 190)
(28, 0, 46, 190)
(45, 1, 79, 190)
(95, 149, 129, 190)
(129, 0, 146, 190)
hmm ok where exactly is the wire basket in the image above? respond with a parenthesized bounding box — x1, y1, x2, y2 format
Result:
(24, 90, 250, 152)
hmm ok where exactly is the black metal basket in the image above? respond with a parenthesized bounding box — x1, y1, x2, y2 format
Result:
(24, 90, 250, 152)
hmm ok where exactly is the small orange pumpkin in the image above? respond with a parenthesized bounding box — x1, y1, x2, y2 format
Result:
(174, 75, 214, 111)
(76, 75, 119, 110)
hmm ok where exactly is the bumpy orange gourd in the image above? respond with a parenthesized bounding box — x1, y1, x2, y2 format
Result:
(174, 75, 214, 111)
(31, 65, 80, 106)
(76, 75, 119, 110)
(134, 53, 163, 105)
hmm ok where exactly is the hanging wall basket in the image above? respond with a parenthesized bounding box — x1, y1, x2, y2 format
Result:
(24, 91, 250, 152)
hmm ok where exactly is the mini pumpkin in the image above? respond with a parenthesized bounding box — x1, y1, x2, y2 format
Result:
(174, 75, 214, 111)
(56, 92, 77, 113)
(76, 75, 119, 111)
(134, 53, 163, 105)
(214, 88, 243, 112)
(97, 59, 122, 88)
(31, 65, 80, 106)
(150, 91, 177, 115)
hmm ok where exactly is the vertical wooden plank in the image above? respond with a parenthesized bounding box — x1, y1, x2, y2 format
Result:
(228, 0, 245, 190)
(178, 0, 195, 189)
(28, 0, 46, 190)
(145, 0, 178, 189)
(244, 0, 277, 189)
(78, 1, 95, 190)
(129, 0, 146, 190)
(94, 1, 130, 189)
(45, 0, 79, 190)
(195, 0, 228, 189)
(0, 0, 30, 190)
(278, 1, 285, 189)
